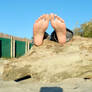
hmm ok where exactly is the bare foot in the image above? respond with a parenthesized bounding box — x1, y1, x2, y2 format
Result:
(50, 14, 66, 45)
(33, 14, 49, 46)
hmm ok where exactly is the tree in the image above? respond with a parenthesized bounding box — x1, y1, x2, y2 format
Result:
(81, 21, 92, 37)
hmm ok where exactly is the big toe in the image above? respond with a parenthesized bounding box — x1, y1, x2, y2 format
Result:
(50, 14, 56, 28)
(45, 14, 49, 21)
(50, 13, 55, 20)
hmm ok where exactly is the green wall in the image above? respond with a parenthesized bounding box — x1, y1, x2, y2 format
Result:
(0, 37, 33, 58)
(15, 40, 26, 58)
(0, 38, 11, 58)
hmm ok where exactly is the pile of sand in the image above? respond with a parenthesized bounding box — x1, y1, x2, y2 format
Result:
(2, 36, 92, 83)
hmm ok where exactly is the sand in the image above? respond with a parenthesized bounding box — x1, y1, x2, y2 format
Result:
(0, 68, 92, 92)
(0, 36, 92, 92)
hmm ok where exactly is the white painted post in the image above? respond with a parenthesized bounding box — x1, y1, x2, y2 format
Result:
(12, 37, 15, 58)
(10, 36, 13, 58)
(28, 41, 30, 52)
(25, 40, 28, 53)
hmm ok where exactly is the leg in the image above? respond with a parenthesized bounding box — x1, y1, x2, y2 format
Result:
(50, 14, 66, 45)
(43, 32, 49, 39)
(33, 14, 49, 46)
(50, 28, 73, 42)
(66, 28, 73, 42)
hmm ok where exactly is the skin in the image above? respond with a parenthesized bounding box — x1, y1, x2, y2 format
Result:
(33, 14, 49, 46)
(33, 13, 66, 46)
(50, 13, 66, 45)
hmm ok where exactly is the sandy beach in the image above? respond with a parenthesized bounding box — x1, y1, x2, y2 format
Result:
(0, 64, 92, 92)
(0, 36, 92, 92)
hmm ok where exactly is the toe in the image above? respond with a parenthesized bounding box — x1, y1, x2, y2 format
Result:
(45, 14, 49, 21)
(39, 14, 46, 20)
(50, 14, 56, 28)
(50, 13, 55, 20)
(35, 14, 46, 23)
(55, 15, 64, 23)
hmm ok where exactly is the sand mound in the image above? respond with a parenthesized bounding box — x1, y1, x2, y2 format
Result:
(2, 36, 92, 83)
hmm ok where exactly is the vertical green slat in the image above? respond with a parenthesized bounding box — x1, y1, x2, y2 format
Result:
(0, 39, 2, 57)
(15, 40, 25, 58)
(0, 38, 11, 58)
(29, 43, 33, 49)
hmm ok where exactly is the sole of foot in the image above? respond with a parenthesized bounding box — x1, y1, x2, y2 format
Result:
(50, 14, 66, 45)
(33, 14, 49, 46)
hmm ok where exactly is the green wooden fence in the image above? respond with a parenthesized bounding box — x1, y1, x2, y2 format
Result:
(15, 40, 26, 58)
(0, 37, 32, 58)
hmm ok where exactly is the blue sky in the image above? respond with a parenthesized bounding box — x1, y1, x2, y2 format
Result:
(0, 0, 92, 39)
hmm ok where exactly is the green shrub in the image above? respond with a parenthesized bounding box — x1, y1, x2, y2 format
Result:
(81, 21, 92, 37)
(73, 20, 92, 38)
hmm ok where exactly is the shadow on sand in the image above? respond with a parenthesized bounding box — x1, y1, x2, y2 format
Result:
(40, 87, 63, 92)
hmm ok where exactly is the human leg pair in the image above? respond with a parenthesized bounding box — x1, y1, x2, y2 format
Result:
(43, 28, 73, 42)
(33, 14, 73, 46)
